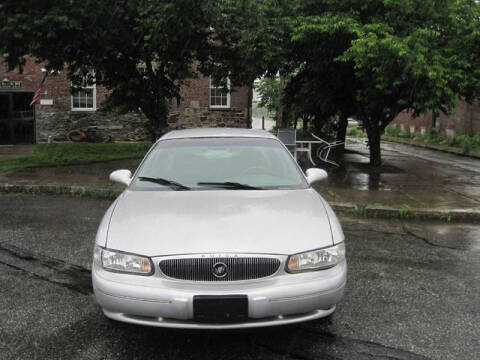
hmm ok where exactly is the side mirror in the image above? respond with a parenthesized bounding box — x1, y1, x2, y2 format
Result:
(305, 168, 328, 185)
(109, 169, 132, 186)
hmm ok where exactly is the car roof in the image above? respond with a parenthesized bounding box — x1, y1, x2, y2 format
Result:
(159, 128, 277, 141)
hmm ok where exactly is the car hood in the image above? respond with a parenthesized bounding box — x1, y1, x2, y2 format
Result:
(106, 188, 334, 256)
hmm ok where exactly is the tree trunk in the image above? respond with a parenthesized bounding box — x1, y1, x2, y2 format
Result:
(303, 116, 309, 132)
(366, 122, 382, 166)
(276, 74, 285, 129)
(143, 99, 169, 142)
(143, 113, 167, 142)
(336, 115, 348, 152)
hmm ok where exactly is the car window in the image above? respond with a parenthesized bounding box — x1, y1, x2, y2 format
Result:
(131, 137, 308, 190)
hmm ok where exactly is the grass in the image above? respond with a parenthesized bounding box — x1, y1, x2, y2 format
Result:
(327, 190, 337, 199)
(352, 204, 368, 217)
(397, 204, 414, 219)
(0, 142, 151, 172)
(440, 211, 453, 222)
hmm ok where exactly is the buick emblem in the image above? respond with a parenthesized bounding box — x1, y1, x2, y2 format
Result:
(213, 262, 228, 278)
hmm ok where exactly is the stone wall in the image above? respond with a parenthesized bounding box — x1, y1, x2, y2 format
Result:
(36, 111, 151, 142)
(167, 106, 250, 129)
(37, 106, 250, 142)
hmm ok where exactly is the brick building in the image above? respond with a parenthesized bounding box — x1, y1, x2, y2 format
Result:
(392, 99, 480, 137)
(0, 57, 252, 144)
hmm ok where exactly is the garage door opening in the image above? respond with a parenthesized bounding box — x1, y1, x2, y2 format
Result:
(0, 92, 35, 145)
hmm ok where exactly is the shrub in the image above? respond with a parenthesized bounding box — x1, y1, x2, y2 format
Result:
(472, 134, 480, 147)
(385, 125, 400, 137)
(463, 139, 472, 154)
(449, 134, 469, 146)
(384, 126, 479, 154)
(346, 126, 365, 138)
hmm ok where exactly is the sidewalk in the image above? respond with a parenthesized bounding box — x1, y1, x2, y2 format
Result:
(314, 139, 480, 211)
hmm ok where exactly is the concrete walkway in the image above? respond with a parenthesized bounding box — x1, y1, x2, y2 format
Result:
(314, 139, 480, 210)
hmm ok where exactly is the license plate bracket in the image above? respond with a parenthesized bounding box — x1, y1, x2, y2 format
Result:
(193, 295, 248, 323)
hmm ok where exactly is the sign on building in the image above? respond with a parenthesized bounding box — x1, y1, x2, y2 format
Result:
(1, 81, 22, 89)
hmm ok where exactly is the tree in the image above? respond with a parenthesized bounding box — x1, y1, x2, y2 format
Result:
(206, 0, 294, 93)
(255, 77, 280, 116)
(283, 47, 358, 147)
(287, 0, 480, 165)
(0, 0, 222, 140)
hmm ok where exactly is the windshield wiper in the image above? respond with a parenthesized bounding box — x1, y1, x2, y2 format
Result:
(197, 181, 263, 190)
(138, 177, 191, 191)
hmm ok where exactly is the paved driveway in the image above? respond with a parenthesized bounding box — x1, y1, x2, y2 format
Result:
(0, 193, 479, 360)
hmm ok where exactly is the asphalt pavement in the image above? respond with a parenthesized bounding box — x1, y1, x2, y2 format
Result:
(0, 193, 479, 360)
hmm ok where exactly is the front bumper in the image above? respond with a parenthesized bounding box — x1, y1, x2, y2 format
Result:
(92, 259, 346, 329)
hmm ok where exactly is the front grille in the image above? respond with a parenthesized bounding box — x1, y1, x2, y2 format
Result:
(159, 257, 281, 281)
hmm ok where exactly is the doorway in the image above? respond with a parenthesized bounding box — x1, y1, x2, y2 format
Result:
(0, 92, 35, 144)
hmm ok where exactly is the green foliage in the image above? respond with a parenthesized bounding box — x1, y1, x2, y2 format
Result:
(385, 126, 399, 137)
(346, 126, 365, 138)
(255, 77, 280, 115)
(447, 134, 474, 154)
(353, 204, 368, 217)
(397, 204, 414, 219)
(384, 126, 410, 138)
(327, 190, 336, 199)
(2, 0, 480, 156)
(473, 134, 480, 147)
(284, 0, 480, 165)
(440, 212, 453, 222)
(0, 0, 226, 138)
(252, 103, 272, 120)
(0, 143, 150, 172)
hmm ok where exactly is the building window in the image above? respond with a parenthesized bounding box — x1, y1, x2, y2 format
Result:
(210, 77, 230, 108)
(71, 72, 96, 111)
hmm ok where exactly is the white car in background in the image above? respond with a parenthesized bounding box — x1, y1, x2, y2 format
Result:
(92, 128, 346, 329)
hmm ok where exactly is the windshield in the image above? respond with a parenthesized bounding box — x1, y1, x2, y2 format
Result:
(131, 137, 308, 190)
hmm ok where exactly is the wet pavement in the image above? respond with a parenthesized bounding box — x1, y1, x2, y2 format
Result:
(314, 139, 480, 209)
(0, 158, 141, 189)
(1, 193, 479, 360)
(1, 140, 480, 211)
(0, 145, 33, 160)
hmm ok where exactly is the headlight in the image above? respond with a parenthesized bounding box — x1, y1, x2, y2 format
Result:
(94, 245, 153, 275)
(286, 243, 345, 273)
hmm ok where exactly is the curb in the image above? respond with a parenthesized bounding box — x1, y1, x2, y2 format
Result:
(330, 202, 480, 222)
(382, 138, 480, 160)
(0, 183, 121, 200)
(1, 183, 479, 222)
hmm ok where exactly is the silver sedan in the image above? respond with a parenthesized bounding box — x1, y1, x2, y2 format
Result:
(92, 128, 347, 329)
